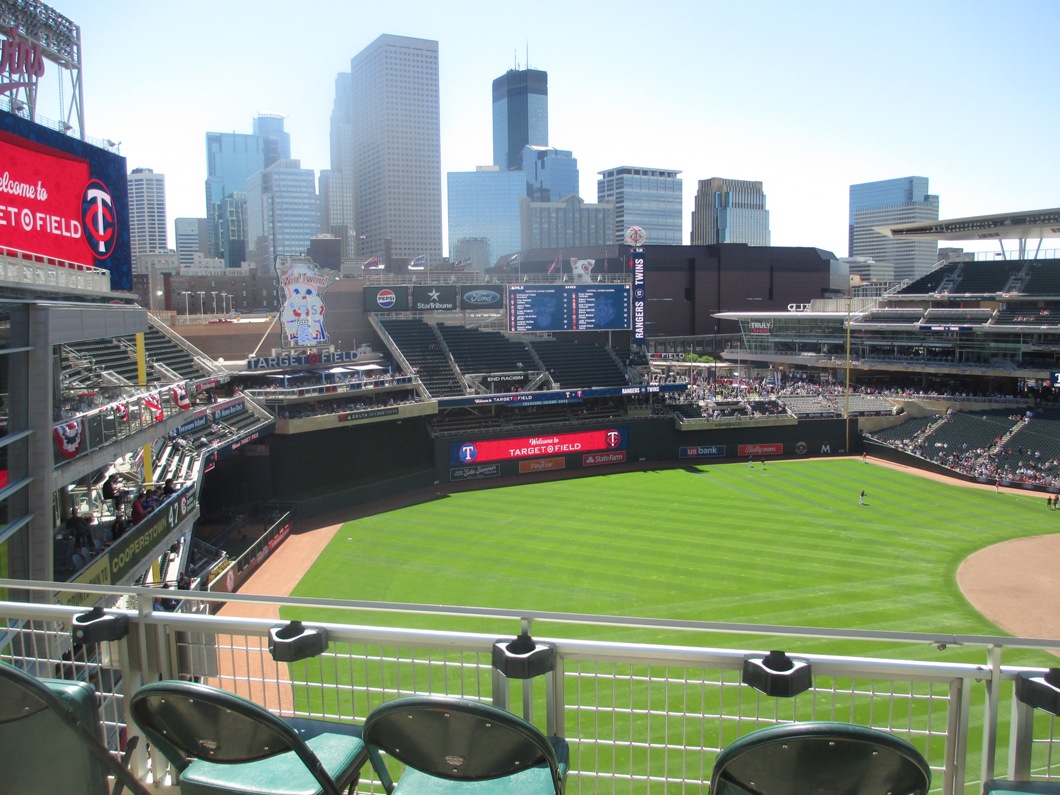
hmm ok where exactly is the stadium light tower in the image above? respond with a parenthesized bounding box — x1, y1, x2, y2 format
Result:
(0, 1, 86, 138)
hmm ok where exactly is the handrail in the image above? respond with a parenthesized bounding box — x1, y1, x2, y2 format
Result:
(4, 577, 1059, 653)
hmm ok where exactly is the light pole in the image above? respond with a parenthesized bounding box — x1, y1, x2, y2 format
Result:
(220, 292, 228, 316)
(197, 291, 205, 315)
(181, 291, 190, 316)
(211, 291, 218, 315)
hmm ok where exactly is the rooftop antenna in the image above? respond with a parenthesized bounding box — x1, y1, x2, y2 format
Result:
(526, 41, 529, 69)
(514, 49, 518, 70)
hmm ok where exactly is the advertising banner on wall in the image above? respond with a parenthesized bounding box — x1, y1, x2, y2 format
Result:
(450, 427, 627, 466)
(364, 285, 410, 312)
(412, 285, 457, 311)
(460, 285, 504, 310)
(0, 114, 132, 289)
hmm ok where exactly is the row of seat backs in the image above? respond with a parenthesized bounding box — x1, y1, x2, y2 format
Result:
(6, 658, 954, 795)
(0, 660, 151, 795)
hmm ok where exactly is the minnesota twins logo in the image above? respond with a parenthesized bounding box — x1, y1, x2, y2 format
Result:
(604, 429, 621, 448)
(458, 442, 477, 462)
(82, 179, 117, 259)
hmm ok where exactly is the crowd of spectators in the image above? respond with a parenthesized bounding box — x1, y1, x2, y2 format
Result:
(866, 408, 1060, 489)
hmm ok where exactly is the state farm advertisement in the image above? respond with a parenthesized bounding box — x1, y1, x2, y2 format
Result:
(451, 428, 627, 466)
(0, 134, 94, 264)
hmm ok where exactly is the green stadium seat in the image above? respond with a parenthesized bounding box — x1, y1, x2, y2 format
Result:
(710, 721, 930, 795)
(362, 695, 569, 794)
(984, 781, 1060, 795)
(0, 659, 151, 795)
(129, 680, 367, 795)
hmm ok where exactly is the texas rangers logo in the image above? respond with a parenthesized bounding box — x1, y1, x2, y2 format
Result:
(376, 289, 397, 309)
(604, 429, 621, 448)
(82, 179, 117, 259)
(458, 442, 477, 462)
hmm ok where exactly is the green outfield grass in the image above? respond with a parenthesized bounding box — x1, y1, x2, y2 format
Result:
(285, 458, 1057, 664)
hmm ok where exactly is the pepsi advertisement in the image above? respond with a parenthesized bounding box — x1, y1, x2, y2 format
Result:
(0, 110, 132, 290)
(450, 427, 628, 466)
(364, 285, 410, 311)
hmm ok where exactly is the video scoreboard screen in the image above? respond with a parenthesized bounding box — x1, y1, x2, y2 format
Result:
(507, 284, 631, 332)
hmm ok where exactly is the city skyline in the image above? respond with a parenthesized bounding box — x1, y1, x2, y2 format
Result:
(42, 0, 1060, 259)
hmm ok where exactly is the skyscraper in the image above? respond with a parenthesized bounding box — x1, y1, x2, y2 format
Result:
(521, 145, 578, 203)
(334, 34, 442, 266)
(690, 178, 770, 246)
(597, 166, 683, 245)
(520, 194, 615, 250)
(204, 130, 265, 265)
(245, 159, 320, 270)
(492, 68, 548, 171)
(253, 113, 291, 169)
(128, 167, 167, 271)
(323, 73, 356, 260)
(447, 166, 525, 268)
(849, 176, 939, 281)
(174, 217, 210, 266)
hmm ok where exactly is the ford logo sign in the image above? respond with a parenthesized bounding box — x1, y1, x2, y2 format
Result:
(463, 290, 499, 304)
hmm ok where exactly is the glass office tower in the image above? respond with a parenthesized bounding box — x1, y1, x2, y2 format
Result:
(447, 166, 526, 269)
(598, 166, 683, 245)
(849, 176, 939, 281)
(492, 68, 548, 172)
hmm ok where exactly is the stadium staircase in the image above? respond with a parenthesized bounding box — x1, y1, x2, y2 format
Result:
(375, 317, 464, 397)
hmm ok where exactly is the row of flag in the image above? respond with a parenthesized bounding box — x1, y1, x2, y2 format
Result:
(364, 255, 475, 271)
(54, 384, 194, 460)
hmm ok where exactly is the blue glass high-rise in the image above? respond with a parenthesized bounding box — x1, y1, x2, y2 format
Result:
(521, 145, 578, 203)
(447, 167, 525, 268)
(492, 69, 548, 172)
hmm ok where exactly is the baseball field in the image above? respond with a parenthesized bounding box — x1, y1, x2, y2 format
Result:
(282, 458, 1058, 664)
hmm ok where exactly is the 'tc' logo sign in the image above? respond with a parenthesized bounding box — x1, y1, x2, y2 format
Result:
(82, 179, 117, 259)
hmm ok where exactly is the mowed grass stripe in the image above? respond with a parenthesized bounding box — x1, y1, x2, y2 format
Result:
(287, 459, 1055, 662)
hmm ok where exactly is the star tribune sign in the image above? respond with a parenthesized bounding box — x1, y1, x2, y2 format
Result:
(412, 285, 456, 311)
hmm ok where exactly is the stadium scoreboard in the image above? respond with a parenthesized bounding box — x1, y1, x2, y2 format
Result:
(507, 284, 631, 332)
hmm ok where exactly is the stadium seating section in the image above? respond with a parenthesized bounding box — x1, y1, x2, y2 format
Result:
(378, 318, 463, 398)
(379, 317, 630, 396)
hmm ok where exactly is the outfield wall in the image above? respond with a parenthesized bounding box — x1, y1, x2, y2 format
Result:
(434, 417, 854, 487)
(267, 416, 856, 518)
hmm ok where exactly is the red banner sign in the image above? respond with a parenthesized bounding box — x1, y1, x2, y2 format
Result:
(0, 134, 91, 264)
(738, 443, 784, 457)
(453, 428, 626, 465)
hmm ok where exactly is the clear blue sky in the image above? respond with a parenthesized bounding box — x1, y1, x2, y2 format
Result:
(43, 0, 1060, 257)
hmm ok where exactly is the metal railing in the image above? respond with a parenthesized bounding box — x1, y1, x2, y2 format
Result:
(1, 582, 1059, 793)
(54, 386, 187, 467)
(0, 247, 113, 294)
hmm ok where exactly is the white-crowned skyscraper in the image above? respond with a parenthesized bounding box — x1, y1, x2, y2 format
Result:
(128, 167, 167, 272)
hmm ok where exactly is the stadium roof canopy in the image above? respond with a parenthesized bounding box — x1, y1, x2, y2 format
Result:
(875, 208, 1060, 242)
